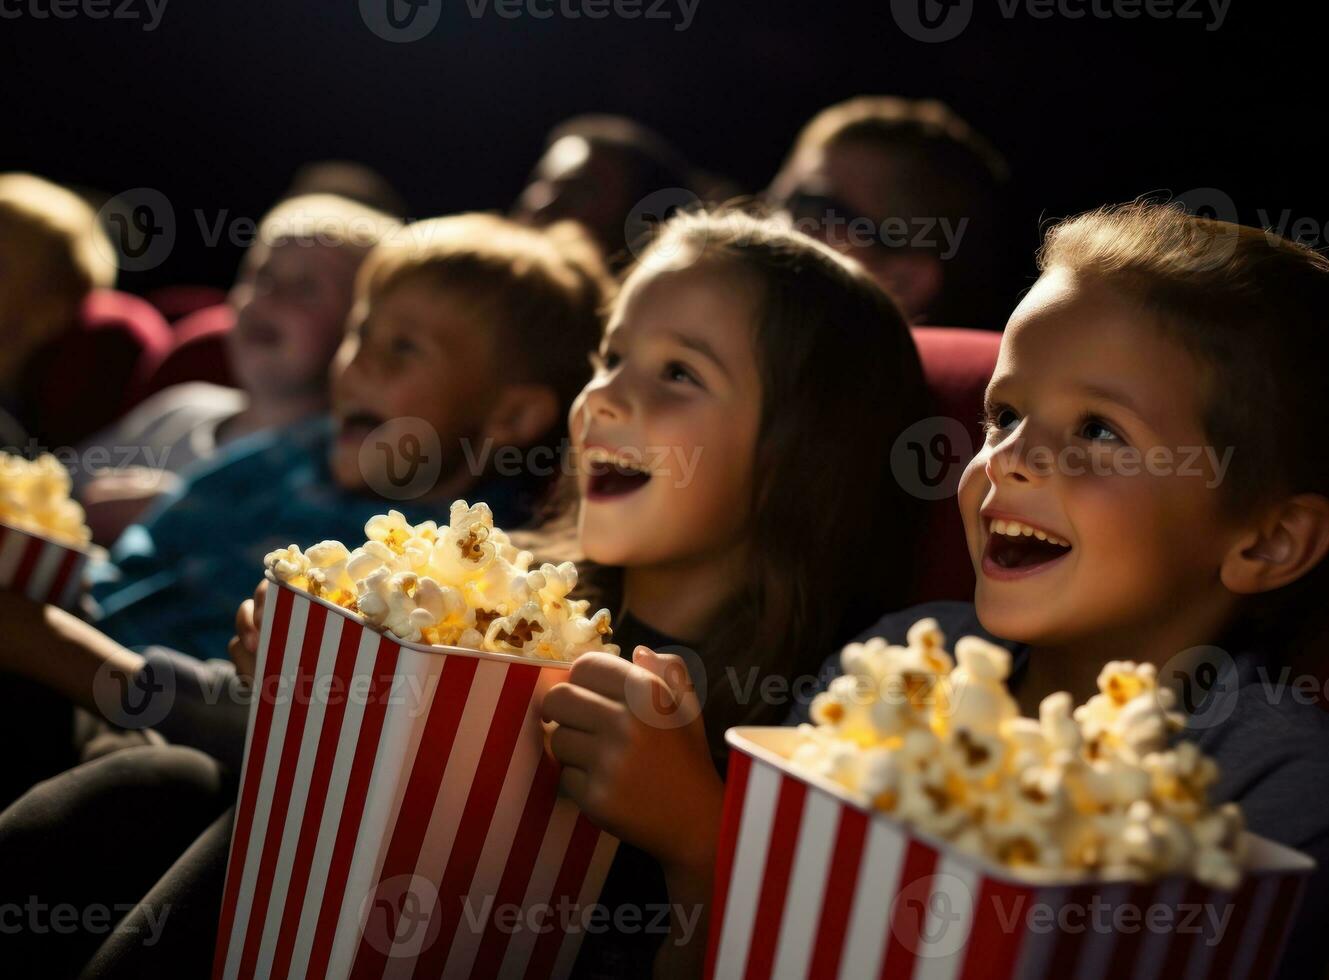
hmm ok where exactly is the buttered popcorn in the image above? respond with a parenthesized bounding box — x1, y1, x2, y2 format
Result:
(0, 452, 92, 548)
(791, 620, 1246, 889)
(264, 502, 617, 662)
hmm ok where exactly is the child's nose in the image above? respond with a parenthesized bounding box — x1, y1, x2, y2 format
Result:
(985, 430, 1052, 486)
(583, 374, 629, 422)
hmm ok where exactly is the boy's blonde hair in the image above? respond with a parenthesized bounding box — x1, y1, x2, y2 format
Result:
(1039, 201, 1329, 650)
(0, 174, 118, 383)
(255, 193, 400, 254)
(357, 213, 613, 408)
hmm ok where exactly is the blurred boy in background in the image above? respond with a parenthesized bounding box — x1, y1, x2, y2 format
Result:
(0, 173, 156, 448)
(89, 213, 612, 660)
(77, 194, 398, 543)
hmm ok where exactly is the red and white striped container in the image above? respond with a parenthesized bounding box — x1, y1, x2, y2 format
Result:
(213, 575, 619, 980)
(0, 519, 90, 611)
(706, 728, 1314, 980)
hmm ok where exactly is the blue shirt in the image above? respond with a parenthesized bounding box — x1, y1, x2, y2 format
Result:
(89, 416, 539, 660)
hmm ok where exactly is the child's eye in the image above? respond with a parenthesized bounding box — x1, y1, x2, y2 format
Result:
(663, 361, 702, 387)
(983, 404, 1020, 434)
(588, 349, 622, 374)
(390, 335, 419, 357)
(1078, 415, 1122, 443)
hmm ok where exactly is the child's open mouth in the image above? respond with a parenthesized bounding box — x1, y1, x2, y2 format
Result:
(336, 410, 385, 445)
(584, 447, 652, 500)
(238, 319, 284, 348)
(983, 517, 1072, 579)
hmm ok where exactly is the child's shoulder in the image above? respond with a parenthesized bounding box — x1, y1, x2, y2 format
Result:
(1188, 661, 1329, 851)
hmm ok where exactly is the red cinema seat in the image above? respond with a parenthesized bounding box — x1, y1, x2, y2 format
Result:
(144, 284, 229, 324)
(908, 326, 1002, 605)
(135, 303, 237, 399)
(19, 289, 173, 448)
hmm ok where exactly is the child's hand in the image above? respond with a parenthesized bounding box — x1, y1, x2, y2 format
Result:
(226, 580, 268, 684)
(542, 646, 724, 874)
(81, 466, 182, 545)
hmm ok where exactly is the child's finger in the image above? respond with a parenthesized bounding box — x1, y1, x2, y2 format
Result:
(631, 646, 696, 702)
(548, 724, 598, 771)
(235, 599, 256, 648)
(558, 763, 591, 810)
(253, 579, 269, 624)
(567, 651, 632, 700)
(541, 680, 618, 731)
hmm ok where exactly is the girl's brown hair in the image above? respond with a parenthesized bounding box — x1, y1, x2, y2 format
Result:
(524, 210, 930, 751)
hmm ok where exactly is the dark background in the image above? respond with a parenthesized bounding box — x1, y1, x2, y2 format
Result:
(3, 0, 1321, 321)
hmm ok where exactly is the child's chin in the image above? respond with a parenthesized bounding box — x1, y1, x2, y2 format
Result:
(972, 589, 1054, 645)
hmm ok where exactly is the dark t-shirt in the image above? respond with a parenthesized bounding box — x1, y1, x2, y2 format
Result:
(794, 600, 1329, 980)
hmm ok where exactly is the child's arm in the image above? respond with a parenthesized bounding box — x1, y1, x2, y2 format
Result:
(0, 589, 147, 716)
(541, 646, 724, 979)
(0, 584, 265, 770)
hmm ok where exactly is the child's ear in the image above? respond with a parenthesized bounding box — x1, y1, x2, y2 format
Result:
(1220, 493, 1329, 595)
(480, 384, 560, 451)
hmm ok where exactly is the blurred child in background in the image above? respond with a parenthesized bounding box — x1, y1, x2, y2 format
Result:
(512, 114, 702, 268)
(77, 194, 398, 543)
(769, 96, 1011, 329)
(0, 173, 154, 448)
(88, 214, 612, 660)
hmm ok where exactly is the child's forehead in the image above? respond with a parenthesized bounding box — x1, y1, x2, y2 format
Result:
(992, 270, 1209, 429)
(609, 260, 756, 334)
(246, 237, 359, 278)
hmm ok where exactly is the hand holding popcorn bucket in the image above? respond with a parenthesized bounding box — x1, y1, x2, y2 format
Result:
(213, 505, 620, 980)
(0, 452, 95, 611)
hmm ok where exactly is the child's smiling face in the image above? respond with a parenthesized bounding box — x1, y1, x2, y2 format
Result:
(958, 269, 1243, 648)
(570, 259, 763, 569)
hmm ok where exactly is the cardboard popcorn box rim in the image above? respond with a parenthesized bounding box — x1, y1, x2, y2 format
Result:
(265, 571, 580, 672)
(0, 516, 100, 560)
(725, 726, 1317, 887)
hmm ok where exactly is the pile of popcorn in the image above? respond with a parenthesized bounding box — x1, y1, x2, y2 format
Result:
(791, 619, 1246, 888)
(264, 501, 617, 663)
(0, 452, 92, 548)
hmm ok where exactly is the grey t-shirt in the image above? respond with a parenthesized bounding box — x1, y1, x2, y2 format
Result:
(793, 600, 1329, 979)
(73, 382, 246, 491)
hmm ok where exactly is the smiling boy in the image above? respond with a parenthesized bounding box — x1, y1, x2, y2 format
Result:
(795, 202, 1329, 977)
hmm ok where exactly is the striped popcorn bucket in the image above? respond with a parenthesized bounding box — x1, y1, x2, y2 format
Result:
(706, 728, 1314, 980)
(0, 519, 90, 610)
(213, 575, 619, 980)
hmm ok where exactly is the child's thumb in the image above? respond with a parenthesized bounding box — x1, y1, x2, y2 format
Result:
(632, 645, 699, 707)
